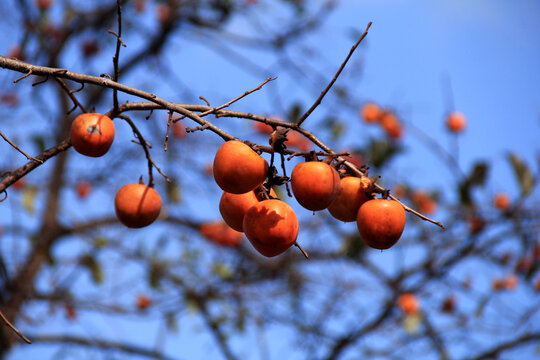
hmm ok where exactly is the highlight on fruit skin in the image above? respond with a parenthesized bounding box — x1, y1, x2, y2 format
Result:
(114, 184, 162, 228)
(445, 111, 466, 133)
(291, 161, 340, 211)
(213, 140, 269, 194)
(356, 198, 406, 250)
(243, 199, 299, 257)
(70, 113, 115, 157)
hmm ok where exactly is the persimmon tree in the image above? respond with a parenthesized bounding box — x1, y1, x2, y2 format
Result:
(1, 1, 539, 360)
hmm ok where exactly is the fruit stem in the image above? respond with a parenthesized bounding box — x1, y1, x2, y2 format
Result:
(294, 241, 309, 259)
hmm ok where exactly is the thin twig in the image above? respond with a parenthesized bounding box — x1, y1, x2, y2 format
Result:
(54, 78, 87, 114)
(164, 110, 172, 151)
(111, 0, 125, 111)
(13, 69, 33, 83)
(296, 22, 372, 126)
(0, 130, 42, 163)
(198, 77, 277, 118)
(119, 115, 165, 187)
(0, 309, 32, 344)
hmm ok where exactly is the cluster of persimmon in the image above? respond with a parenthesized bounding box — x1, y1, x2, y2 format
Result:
(212, 139, 407, 258)
(360, 102, 404, 140)
(70, 113, 162, 228)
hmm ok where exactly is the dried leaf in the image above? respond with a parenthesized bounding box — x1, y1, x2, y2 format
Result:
(508, 153, 535, 196)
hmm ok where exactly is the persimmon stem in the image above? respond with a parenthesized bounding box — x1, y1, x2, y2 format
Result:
(295, 241, 309, 259)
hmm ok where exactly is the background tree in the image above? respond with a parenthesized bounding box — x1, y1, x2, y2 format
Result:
(1, 0, 539, 359)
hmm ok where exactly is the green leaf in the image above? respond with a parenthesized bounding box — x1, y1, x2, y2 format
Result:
(288, 103, 303, 123)
(212, 263, 233, 280)
(402, 313, 422, 335)
(21, 187, 38, 214)
(468, 162, 489, 186)
(81, 255, 103, 284)
(342, 232, 365, 259)
(149, 262, 164, 289)
(93, 236, 108, 249)
(167, 181, 181, 203)
(366, 138, 401, 168)
(508, 153, 535, 196)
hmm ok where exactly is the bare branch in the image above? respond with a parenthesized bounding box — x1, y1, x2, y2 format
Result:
(27, 334, 176, 360)
(296, 22, 372, 126)
(0, 310, 31, 344)
(0, 130, 42, 163)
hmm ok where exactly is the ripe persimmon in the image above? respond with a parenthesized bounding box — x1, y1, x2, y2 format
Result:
(285, 130, 312, 152)
(357, 199, 406, 250)
(70, 113, 115, 157)
(115, 184, 162, 228)
(243, 199, 299, 257)
(172, 121, 187, 138)
(291, 161, 340, 211)
(361, 102, 383, 123)
(493, 192, 511, 210)
(253, 121, 274, 134)
(380, 112, 403, 140)
(328, 176, 369, 222)
(76, 181, 92, 199)
(446, 111, 466, 133)
(136, 294, 152, 310)
(397, 293, 420, 315)
(200, 220, 243, 247)
(219, 187, 277, 232)
(213, 140, 269, 194)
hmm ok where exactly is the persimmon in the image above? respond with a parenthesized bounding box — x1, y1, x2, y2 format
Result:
(253, 121, 274, 134)
(291, 161, 340, 211)
(380, 112, 403, 139)
(328, 176, 369, 222)
(70, 113, 115, 157)
(243, 199, 299, 257)
(200, 220, 243, 247)
(340, 151, 364, 169)
(411, 190, 437, 215)
(114, 184, 162, 228)
(441, 294, 456, 313)
(12, 178, 25, 190)
(219, 187, 277, 232)
(172, 121, 187, 138)
(286, 130, 312, 152)
(36, 0, 52, 10)
(446, 111, 466, 133)
(357, 199, 406, 250)
(64, 303, 77, 320)
(468, 215, 485, 235)
(136, 294, 152, 310)
(82, 39, 99, 58)
(361, 102, 383, 123)
(397, 293, 419, 315)
(493, 192, 510, 210)
(8, 45, 24, 61)
(76, 181, 92, 199)
(213, 140, 269, 194)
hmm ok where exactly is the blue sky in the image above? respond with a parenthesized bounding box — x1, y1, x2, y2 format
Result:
(2, 1, 540, 359)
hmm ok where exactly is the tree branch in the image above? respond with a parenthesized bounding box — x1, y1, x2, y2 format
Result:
(27, 334, 177, 360)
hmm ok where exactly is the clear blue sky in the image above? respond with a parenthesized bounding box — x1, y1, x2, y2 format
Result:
(2, 1, 540, 359)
